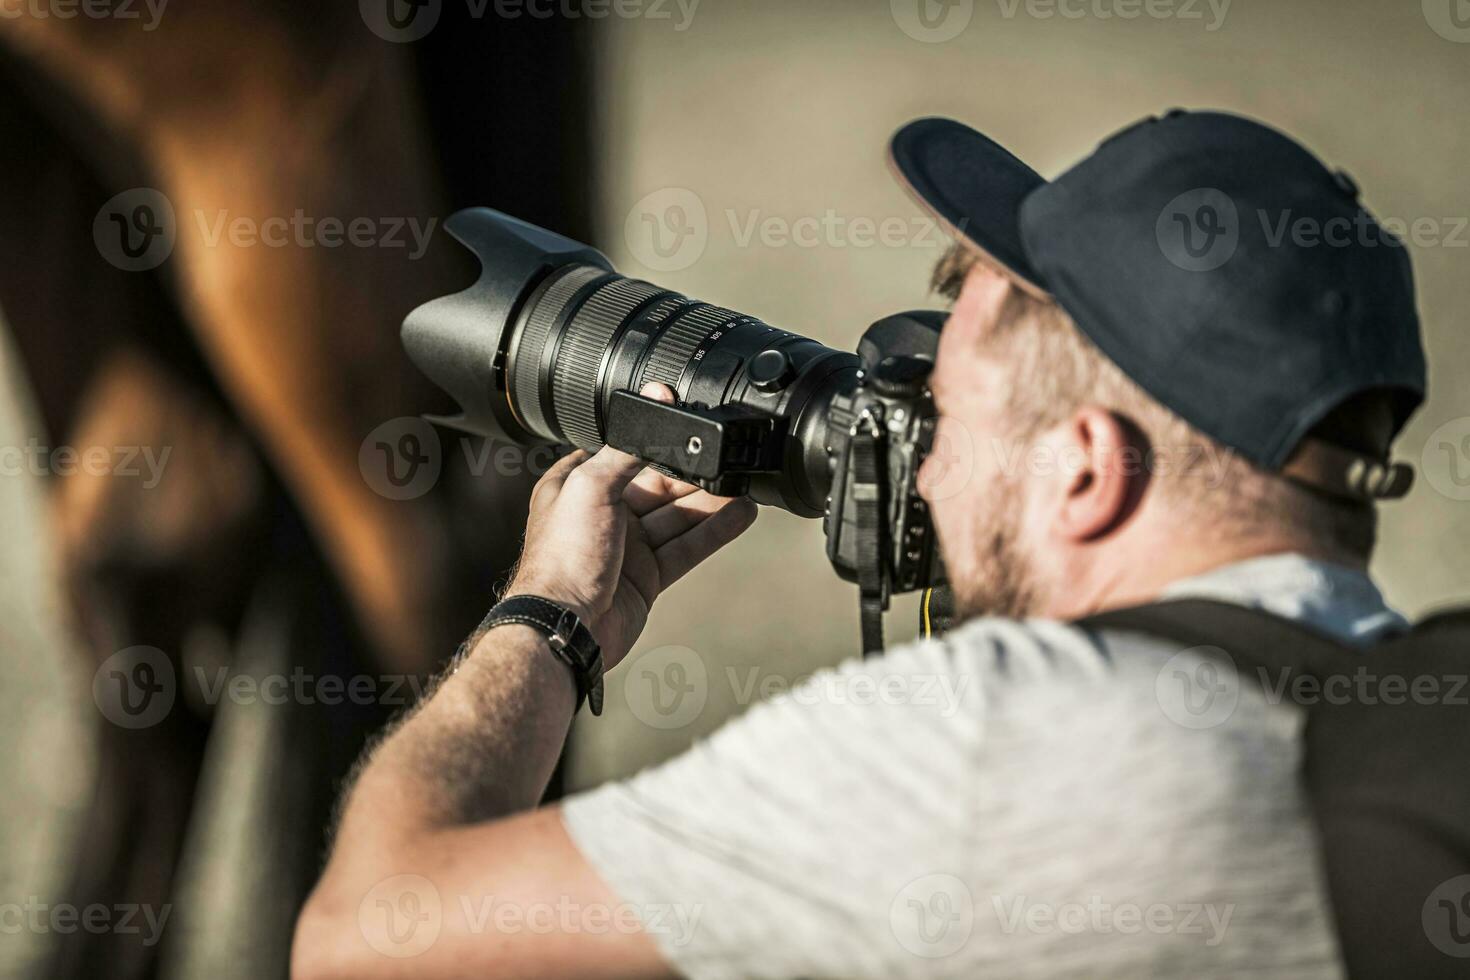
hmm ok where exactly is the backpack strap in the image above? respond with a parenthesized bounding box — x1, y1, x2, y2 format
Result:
(1077, 597, 1354, 684)
(1079, 597, 1470, 979)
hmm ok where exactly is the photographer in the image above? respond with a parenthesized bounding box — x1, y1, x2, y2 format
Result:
(294, 111, 1436, 978)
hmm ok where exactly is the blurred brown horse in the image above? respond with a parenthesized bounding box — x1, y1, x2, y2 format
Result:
(0, 4, 589, 975)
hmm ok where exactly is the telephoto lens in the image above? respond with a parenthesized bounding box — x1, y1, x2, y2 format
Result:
(404, 208, 945, 649)
(404, 207, 863, 516)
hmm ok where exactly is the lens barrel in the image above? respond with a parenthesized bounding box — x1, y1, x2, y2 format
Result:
(502, 262, 858, 516)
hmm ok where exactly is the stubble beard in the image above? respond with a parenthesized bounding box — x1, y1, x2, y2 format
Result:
(951, 478, 1043, 621)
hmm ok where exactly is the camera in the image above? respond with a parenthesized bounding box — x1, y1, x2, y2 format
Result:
(403, 208, 947, 651)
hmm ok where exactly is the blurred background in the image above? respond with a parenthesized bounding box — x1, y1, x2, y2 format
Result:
(1, 1, 1466, 976)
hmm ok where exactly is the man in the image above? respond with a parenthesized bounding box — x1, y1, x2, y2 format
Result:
(293, 110, 1426, 978)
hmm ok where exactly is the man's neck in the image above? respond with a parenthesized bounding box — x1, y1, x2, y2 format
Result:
(1042, 533, 1367, 622)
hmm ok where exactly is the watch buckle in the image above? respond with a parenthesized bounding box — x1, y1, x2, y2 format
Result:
(547, 607, 579, 653)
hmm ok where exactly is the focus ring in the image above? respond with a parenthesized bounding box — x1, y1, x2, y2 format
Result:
(642, 305, 740, 393)
(552, 277, 665, 450)
(513, 264, 607, 442)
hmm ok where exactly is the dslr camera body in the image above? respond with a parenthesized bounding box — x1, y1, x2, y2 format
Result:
(404, 208, 948, 650)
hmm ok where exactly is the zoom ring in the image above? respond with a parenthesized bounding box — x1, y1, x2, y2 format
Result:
(514, 264, 607, 442)
(552, 277, 666, 450)
(641, 305, 742, 392)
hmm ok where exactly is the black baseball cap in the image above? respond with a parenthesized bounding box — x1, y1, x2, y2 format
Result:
(889, 110, 1427, 501)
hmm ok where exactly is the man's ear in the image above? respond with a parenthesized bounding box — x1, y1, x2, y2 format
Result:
(1051, 406, 1145, 542)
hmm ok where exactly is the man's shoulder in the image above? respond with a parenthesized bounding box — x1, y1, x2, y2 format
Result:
(705, 612, 1240, 750)
(837, 612, 1287, 743)
(875, 612, 1192, 689)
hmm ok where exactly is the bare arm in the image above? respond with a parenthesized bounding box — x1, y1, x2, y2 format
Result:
(293, 386, 758, 979)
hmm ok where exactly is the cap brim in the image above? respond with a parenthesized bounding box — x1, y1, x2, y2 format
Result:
(888, 117, 1050, 297)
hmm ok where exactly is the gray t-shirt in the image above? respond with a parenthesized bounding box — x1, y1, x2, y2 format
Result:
(562, 554, 1406, 978)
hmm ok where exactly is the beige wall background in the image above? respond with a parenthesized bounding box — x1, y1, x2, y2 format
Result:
(565, 0, 1470, 789)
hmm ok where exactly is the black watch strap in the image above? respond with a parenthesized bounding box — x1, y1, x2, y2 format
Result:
(476, 595, 604, 715)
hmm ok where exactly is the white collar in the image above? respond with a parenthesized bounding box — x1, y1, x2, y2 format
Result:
(1158, 552, 1408, 644)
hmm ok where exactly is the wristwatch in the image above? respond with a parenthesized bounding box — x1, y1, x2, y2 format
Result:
(471, 594, 605, 715)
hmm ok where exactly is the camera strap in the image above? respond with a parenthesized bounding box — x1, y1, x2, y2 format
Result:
(850, 409, 888, 656)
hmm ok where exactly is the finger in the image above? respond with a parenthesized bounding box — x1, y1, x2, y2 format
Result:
(624, 466, 699, 516)
(530, 449, 589, 510)
(640, 489, 739, 549)
(615, 381, 687, 514)
(654, 497, 758, 587)
(564, 443, 648, 503)
(639, 381, 676, 403)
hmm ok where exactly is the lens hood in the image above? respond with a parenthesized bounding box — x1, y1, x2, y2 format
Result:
(402, 207, 612, 440)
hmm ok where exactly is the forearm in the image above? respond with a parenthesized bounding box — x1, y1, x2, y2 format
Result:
(294, 439, 753, 978)
(327, 623, 578, 873)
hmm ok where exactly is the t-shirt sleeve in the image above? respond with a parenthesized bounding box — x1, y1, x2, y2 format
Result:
(559, 636, 988, 980)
